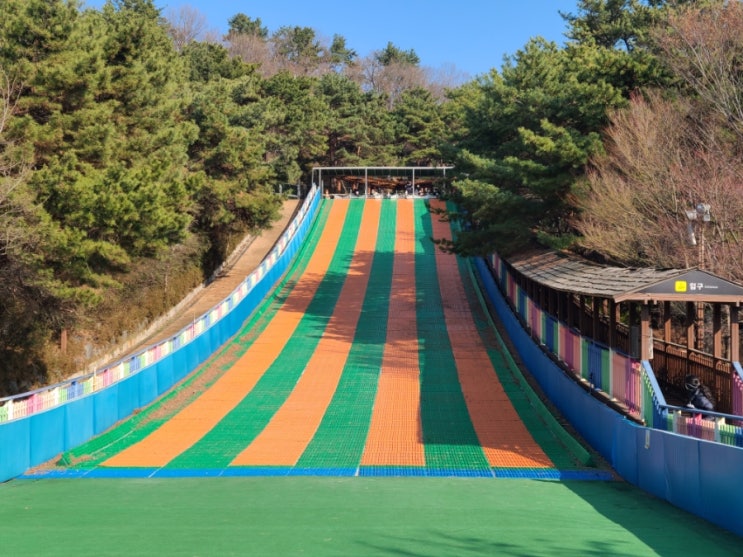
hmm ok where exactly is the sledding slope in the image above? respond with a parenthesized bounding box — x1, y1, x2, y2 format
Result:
(43, 198, 605, 478)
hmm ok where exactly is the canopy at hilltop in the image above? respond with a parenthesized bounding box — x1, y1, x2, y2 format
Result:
(311, 166, 454, 197)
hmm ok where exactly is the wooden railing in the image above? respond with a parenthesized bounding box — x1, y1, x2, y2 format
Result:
(649, 341, 732, 413)
(566, 294, 734, 413)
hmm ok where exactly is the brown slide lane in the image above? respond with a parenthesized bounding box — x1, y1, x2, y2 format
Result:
(429, 199, 553, 468)
(102, 201, 349, 468)
(231, 201, 381, 466)
(361, 199, 425, 466)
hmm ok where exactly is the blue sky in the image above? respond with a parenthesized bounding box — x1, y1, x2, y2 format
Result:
(84, 0, 580, 78)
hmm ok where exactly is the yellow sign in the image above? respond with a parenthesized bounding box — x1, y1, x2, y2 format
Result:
(675, 281, 688, 292)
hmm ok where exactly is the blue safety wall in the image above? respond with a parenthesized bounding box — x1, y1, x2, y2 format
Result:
(474, 257, 743, 538)
(0, 189, 320, 482)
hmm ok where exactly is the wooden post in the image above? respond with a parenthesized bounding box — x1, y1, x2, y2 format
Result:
(641, 304, 652, 361)
(713, 304, 722, 359)
(696, 301, 705, 351)
(580, 295, 587, 335)
(663, 301, 672, 344)
(567, 294, 574, 329)
(608, 300, 617, 350)
(629, 302, 638, 358)
(686, 301, 696, 350)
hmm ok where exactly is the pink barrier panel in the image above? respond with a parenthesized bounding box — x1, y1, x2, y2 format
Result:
(39, 388, 58, 411)
(611, 353, 641, 418)
(490, 253, 502, 280)
(557, 322, 567, 362)
(29, 394, 42, 414)
(563, 329, 580, 371)
(575, 333, 584, 374)
(529, 300, 541, 340)
(611, 352, 627, 401)
(733, 373, 743, 416)
(507, 274, 516, 303)
(677, 414, 717, 442)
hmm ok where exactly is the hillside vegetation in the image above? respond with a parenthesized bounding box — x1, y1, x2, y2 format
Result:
(1, 0, 741, 395)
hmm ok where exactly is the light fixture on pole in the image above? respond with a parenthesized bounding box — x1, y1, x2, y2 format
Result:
(686, 203, 711, 351)
(685, 203, 711, 269)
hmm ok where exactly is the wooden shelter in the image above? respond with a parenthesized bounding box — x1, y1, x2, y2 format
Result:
(506, 248, 743, 411)
(311, 166, 454, 198)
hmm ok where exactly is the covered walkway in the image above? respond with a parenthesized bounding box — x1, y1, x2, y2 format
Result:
(503, 248, 743, 416)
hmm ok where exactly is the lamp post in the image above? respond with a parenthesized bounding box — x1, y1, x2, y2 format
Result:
(686, 203, 711, 350)
(685, 203, 711, 268)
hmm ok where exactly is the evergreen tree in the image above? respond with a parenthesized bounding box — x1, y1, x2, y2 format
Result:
(183, 41, 252, 83)
(376, 42, 420, 66)
(392, 87, 446, 165)
(444, 0, 677, 256)
(260, 72, 328, 183)
(184, 58, 279, 272)
(0, 0, 101, 387)
(328, 34, 357, 71)
(227, 13, 268, 39)
(315, 73, 396, 166)
(271, 26, 325, 75)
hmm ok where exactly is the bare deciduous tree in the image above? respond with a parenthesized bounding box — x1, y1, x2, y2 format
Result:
(573, 90, 743, 281)
(652, 2, 743, 140)
(165, 5, 213, 51)
(355, 56, 428, 108)
(424, 63, 470, 101)
(227, 33, 279, 76)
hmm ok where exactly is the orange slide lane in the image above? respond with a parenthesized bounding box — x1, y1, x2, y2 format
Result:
(230, 201, 381, 466)
(429, 200, 553, 468)
(103, 201, 350, 468)
(361, 199, 425, 466)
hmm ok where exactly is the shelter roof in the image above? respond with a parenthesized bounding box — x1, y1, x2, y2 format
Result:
(312, 166, 453, 188)
(312, 166, 453, 179)
(507, 249, 743, 303)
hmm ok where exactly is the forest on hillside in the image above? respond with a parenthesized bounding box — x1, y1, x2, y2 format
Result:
(1, 0, 742, 395)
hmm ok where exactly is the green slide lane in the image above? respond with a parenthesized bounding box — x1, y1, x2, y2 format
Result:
(296, 200, 396, 469)
(166, 201, 366, 469)
(415, 200, 491, 471)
